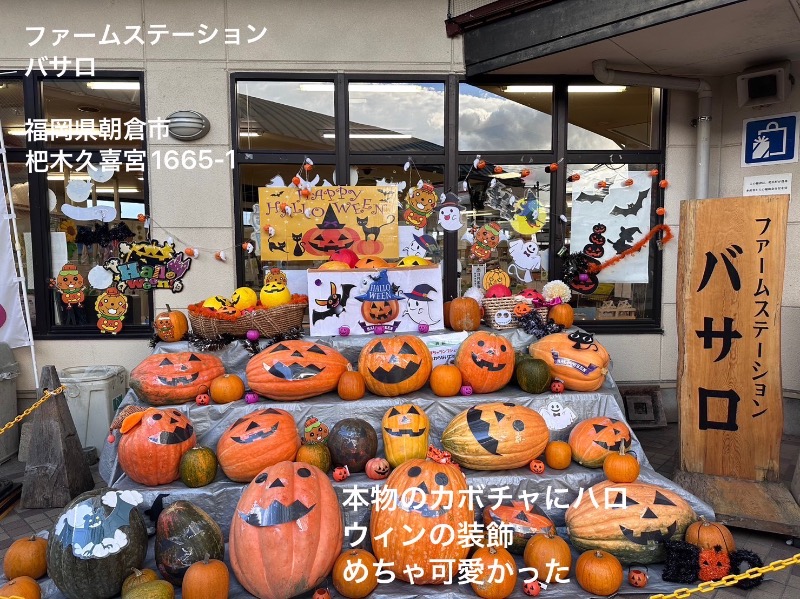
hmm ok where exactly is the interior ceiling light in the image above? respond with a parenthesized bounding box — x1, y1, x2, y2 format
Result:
(300, 83, 423, 93)
(322, 133, 412, 139)
(503, 85, 627, 93)
(86, 81, 140, 90)
(77, 105, 101, 113)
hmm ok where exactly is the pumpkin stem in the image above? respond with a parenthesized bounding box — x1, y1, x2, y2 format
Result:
(29, 534, 37, 541)
(203, 553, 210, 564)
(132, 568, 143, 577)
(166, 304, 172, 312)
(594, 551, 604, 558)
(699, 515, 709, 525)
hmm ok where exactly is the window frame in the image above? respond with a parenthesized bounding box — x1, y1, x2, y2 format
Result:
(2, 70, 152, 340)
(231, 73, 667, 333)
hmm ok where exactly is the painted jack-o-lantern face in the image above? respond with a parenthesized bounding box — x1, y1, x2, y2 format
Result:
(523, 580, 542, 596)
(483, 499, 555, 553)
(584, 243, 605, 258)
(569, 271, 599, 295)
(589, 232, 606, 245)
(454, 331, 515, 394)
(441, 402, 549, 470)
(593, 223, 607, 234)
(514, 303, 532, 317)
(698, 545, 730, 581)
(218, 409, 301, 483)
(130, 352, 225, 406)
(302, 226, 360, 255)
(361, 299, 400, 324)
(246, 341, 350, 401)
(118, 407, 196, 486)
(382, 404, 430, 467)
(569, 416, 632, 468)
(628, 566, 649, 587)
(358, 336, 432, 397)
(370, 458, 473, 585)
(483, 268, 511, 290)
(565, 480, 698, 565)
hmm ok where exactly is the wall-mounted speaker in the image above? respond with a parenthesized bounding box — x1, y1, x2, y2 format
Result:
(736, 61, 793, 108)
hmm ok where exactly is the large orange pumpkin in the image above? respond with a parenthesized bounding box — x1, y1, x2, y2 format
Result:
(358, 336, 432, 397)
(130, 353, 225, 406)
(246, 341, 350, 401)
(230, 461, 343, 599)
(441, 402, 548, 470)
(370, 458, 473, 585)
(455, 331, 515, 394)
(448, 297, 481, 331)
(483, 500, 555, 554)
(470, 546, 517, 599)
(566, 480, 697, 564)
(529, 332, 609, 392)
(332, 549, 379, 598)
(118, 408, 196, 486)
(569, 416, 632, 468)
(154, 305, 189, 343)
(381, 404, 429, 467)
(3, 535, 47, 580)
(685, 516, 735, 552)
(548, 304, 574, 328)
(0, 576, 41, 599)
(216, 408, 301, 482)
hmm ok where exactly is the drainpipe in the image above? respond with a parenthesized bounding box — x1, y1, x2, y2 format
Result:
(593, 60, 712, 199)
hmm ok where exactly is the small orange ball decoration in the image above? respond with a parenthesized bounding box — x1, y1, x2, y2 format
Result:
(520, 168, 531, 177)
(568, 173, 581, 182)
(659, 180, 669, 189)
(494, 166, 504, 174)
(477, 160, 486, 170)
(656, 207, 666, 216)
(597, 181, 608, 189)
(549, 162, 558, 172)
(624, 178, 634, 186)
(292, 176, 302, 186)
(185, 248, 197, 257)
(137, 213, 147, 222)
(301, 188, 311, 197)
(304, 163, 313, 172)
(650, 168, 659, 177)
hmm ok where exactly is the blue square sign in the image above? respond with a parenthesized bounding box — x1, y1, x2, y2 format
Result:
(742, 112, 799, 166)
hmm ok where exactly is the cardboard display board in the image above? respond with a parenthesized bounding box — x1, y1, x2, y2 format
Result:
(677, 195, 788, 481)
(258, 186, 399, 261)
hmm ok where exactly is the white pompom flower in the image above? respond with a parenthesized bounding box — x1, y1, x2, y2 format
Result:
(542, 280, 571, 303)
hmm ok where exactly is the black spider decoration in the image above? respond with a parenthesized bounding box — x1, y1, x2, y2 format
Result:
(561, 251, 593, 282)
(518, 309, 564, 339)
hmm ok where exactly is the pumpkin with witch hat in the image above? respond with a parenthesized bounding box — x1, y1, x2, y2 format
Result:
(356, 270, 405, 325)
(302, 205, 362, 257)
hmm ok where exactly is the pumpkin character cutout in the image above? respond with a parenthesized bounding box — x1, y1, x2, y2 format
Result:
(529, 331, 610, 392)
(154, 305, 188, 342)
(462, 222, 507, 262)
(246, 340, 350, 401)
(302, 205, 361, 256)
(217, 408, 301, 482)
(303, 416, 330, 444)
(403, 182, 438, 229)
(441, 402, 549, 470)
(381, 404, 430, 467)
(52, 263, 85, 308)
(259, 268, 291, 308)
(95, 288, 128, 334)
(454, 331, 515, 394)
(47, 489, 147, 599)
(569, 416, 632, 468)
(355, 270, 405, 327)
(370, 458, 473, 585)
(230, 461, 343, 599)
(118, 408, 196, 486)
(358, 335, 432, 397)
(130, 352, 225, 406)
(566, 480, 698, 565)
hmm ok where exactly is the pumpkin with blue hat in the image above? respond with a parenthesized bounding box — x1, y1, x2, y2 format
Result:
(356, 270, 405, 324)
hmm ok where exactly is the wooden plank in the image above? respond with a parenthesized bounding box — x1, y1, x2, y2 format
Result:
(674, 469, 800, 537)
(677, 195, 788, 481)
(20, 366, 94, 508)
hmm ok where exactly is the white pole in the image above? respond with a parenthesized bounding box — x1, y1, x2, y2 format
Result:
(0, 119, 39, 388)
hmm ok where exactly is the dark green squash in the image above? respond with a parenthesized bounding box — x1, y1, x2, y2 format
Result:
(515, 356, 552, 394)
(327, 418, 378, 473)
(179, 446, 218, 488)
(46, 488, 148, 599)
(155, 501, 224, 585)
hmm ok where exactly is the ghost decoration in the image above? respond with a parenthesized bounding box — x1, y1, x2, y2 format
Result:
(437, 192, 463, 232)
(507, 238, 542, 283)
(402, 284, 441, 326)
(87, 164, 115, 183)
(493, 309, 513, 327)
(401, 233, 438, 258)
(538, 401, 577, 431)
(249, 204, 262, 256)
(66, 179, 94, 203)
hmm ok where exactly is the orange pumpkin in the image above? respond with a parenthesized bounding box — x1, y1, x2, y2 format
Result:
(442, 301, 451, 328)
(523, 531, 573, 583)
(455, 331, 515, 394)
(548, 304, 574, 328)
(217, 408, 301, 482)
(354, 256, 389, 269)
(332, 549, 379, 598)
(470, 546, 517, 599)
(338, 371, 366, 401)
(482, 268, 511, 290)
(370, 459, 473, 585)
(448, 297, 481, 331)
(429, 364, 462, 397)
(246, 340, 350, 401)
(182, 554, 230, 599)
(230, 462, 343, 599)
(544, 440, 572, 470)
(130, 353, 226, 406)
(0, 576, 41, 599)
(569, 417, 632, 468)
(484, 501, 555, 554)
(3, 535, 47, 580)
(118, 408, 196, 486)
(381, 404, 429, 467)
(603, 444, 640, 483)
(154, 305, 189, 343)
(685, 516, 735, 552)
(358, 336, 432, 397)
(529, 332, 610, 392)
(209, 374, 245, 404)
(575, 550, 623, 596)
(360, 299, 400, 324)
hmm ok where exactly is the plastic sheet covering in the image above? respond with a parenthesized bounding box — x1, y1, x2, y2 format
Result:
(33, 334, 716, 598)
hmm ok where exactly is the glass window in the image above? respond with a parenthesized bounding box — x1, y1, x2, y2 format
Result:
(41, 79, 143, 149)
(457, 163, 551, 296)
(236, 81, 335, 151)
(459, 84, 552, 152)
(348, 82, 444, 153)
(0, 80, 26, 149)
(565, 163, 659, 322)
(568, 86, 657, 150)
(6, 162, 35, 326)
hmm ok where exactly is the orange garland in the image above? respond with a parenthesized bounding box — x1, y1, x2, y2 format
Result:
(188, 294, 308, 321)
(588, 224, 673, 274)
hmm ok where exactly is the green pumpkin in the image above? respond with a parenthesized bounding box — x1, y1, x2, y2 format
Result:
(179, 446, 218, 488)
(155, 501, 224, 585)
(122, 580, 175, 599)
(515, 356, 552, 394)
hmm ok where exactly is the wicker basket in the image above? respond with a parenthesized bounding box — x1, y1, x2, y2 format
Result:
(483, 297, 549, 330)
(188, 302, 307, 339)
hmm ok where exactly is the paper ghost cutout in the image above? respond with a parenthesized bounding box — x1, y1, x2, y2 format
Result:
(507, 238, 542, 283)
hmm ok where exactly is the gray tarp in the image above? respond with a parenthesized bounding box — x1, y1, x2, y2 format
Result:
(37, 334, 714, 598)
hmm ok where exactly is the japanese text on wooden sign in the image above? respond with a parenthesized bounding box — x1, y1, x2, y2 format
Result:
(258, 186, 399, 261)
(677, 195, 788, 482)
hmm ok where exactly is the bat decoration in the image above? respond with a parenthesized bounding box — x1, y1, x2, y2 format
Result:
(144, 493, 171, 523)
(312, 282, 355, 323)
(611, 226, 642, 254)
(610, 189, 650, 217)
(574, 189, 609, 204)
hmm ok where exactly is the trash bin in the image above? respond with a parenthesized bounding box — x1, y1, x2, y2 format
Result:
(0, 343, 20, 463)
(59, 365, 127, 451)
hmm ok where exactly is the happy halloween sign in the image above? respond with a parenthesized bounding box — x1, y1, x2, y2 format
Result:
(258, 186, 399, 261)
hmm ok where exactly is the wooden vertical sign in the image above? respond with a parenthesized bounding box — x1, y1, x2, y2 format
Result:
(677, 195, 788, 482)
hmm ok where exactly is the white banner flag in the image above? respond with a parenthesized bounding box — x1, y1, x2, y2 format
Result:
(0, 171, 32, 348)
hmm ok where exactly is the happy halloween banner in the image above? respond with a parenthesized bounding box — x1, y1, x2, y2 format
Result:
(258, 186, 399, 261)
